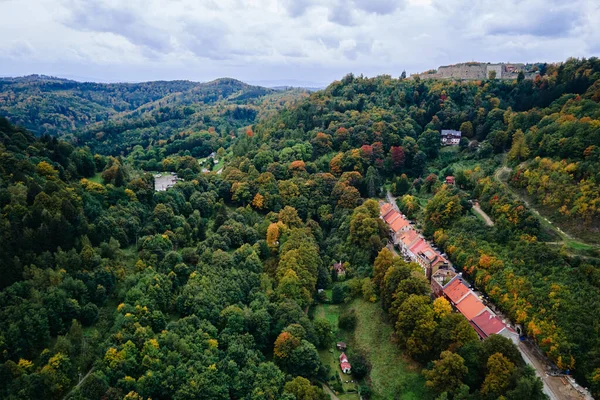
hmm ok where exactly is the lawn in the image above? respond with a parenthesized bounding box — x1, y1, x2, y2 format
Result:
(314, 299, 432, 400)
(88, 172, 103, 184)
(349, 299, 431, 400)
(315, 304, 360, 399)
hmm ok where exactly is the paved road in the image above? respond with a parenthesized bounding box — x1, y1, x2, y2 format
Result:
(517, 343, 559, 400)
(383, 188, 565, 399)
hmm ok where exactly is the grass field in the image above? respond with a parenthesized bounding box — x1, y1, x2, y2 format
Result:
(314, 299, 432, 400)
(315, 304, 360, 399)
(88, 172, 103, 183)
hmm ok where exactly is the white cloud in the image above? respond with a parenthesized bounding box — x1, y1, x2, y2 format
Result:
(0, 0, 597, 83)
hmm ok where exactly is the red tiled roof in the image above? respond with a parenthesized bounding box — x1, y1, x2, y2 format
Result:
(384, 210, 401, 224)
(380, 203, 393, 217)
(390, 216, 410, 233)
(443, 279, 470, 304)
(340, 353, 348, 363)
(409, 238, 429, 254)
(456, 293, 486, 321)
(470, 310, 506, 338)
(340, 361, 351, 370)
(400, 230, 419, 247)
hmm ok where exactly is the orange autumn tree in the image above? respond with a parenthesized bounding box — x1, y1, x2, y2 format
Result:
(251, 193, 265, 209)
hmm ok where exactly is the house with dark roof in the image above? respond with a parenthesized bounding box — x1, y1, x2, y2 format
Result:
(333, 262, 346, 278)
(441, 130, 462, 146)
(336, 342, 347, 350)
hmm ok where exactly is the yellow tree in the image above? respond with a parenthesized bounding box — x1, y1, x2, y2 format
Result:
(481, 353, 515, 396)
(508, 129, 530, 161)
(373, 248, 394, 291)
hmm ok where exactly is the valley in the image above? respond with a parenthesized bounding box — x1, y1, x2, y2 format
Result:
(1, 57, 600, 400)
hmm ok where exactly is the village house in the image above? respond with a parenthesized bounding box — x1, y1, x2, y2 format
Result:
(441, 277, 518, 342)
(154, 173, 181, 192)
(440, 129, 462, 146)
(380, 202, 394, 218)
(430, 268, 458, 298)
(445, 176, 455, 185)
(398, 231, 447, 277)
(339, 353, 352, 374)
(470, 310, 513, 339)
(333, 262, 346, 279)
(336, 342, 347, 351)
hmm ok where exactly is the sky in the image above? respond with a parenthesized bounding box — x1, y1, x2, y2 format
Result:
(0, 0, 598, 87)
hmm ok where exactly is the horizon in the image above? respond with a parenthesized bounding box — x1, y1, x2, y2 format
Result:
(1, 0, 598, 85)
(0, 57, 574, 88)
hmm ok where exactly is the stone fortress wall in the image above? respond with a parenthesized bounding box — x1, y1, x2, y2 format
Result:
(413, 62, 538, 81)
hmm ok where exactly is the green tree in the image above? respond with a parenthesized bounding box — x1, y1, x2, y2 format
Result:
(313, 318, 334, 349)
(423, 350, 468, 394)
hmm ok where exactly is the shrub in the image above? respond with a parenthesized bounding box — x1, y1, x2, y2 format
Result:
(338, 308, 357, 331)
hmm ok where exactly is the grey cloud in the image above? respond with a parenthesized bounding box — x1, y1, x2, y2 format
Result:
(353, 0, 402, 15)
(487, 8, 581, 38)
(64, 0, 172, 52)
(183, 21, 230, 60)
(327, 0, 404, 26)
(343, 40, 373, 60)
(317, 36, 341, 49)
(328, 3, 357, 26)
(281, 0, 314, 17)
(281, 49, 308, 58)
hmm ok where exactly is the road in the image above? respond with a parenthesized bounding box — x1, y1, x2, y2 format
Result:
(382, 188, 576, 400)
(385, 190, 399, 211)
(62, 367, 94, 400)
(321, 383, 343, 400)
(472, 202, 494, 226)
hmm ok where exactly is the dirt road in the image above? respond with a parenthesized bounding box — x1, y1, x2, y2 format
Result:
(472, 202, 494, 226)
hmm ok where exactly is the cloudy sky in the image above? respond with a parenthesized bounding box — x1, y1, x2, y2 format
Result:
(0, 0, 598, 86)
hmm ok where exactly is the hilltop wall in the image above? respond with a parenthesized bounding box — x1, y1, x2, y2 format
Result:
(413, 62, 536, 81)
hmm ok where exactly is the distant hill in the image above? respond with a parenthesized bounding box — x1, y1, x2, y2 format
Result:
(0, 76, 309, 155)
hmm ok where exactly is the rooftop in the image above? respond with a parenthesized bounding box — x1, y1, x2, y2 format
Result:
(432, 269, 458, 287)
(443, 279, 470, 304)
(400, 230, 420, 246)
(384, 210, 401, 224)
(470, 310, 507, 338)
(390, 215, 410, 232)
(380, 203, 393, 217)
(456, 293, 487, 321)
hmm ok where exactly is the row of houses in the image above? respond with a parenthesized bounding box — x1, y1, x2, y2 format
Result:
(432, 269, 519, 342)
(379, 201, 518, 343)
(380, 203, 448, 280)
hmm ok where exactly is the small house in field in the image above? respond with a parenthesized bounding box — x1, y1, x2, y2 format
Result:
(336, 342, 347, 351)
(446, 176, 455, 185)
(333, 262, 346, 278)
(339, 353, 352, 374)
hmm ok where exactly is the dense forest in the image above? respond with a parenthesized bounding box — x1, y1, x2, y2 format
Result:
(0, 75, 309, 156)
(1, 57, 600, 399)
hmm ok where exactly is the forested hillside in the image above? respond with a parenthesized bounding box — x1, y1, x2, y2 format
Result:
(1, 57, 599, 400)
(0, 76, 308, 156)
